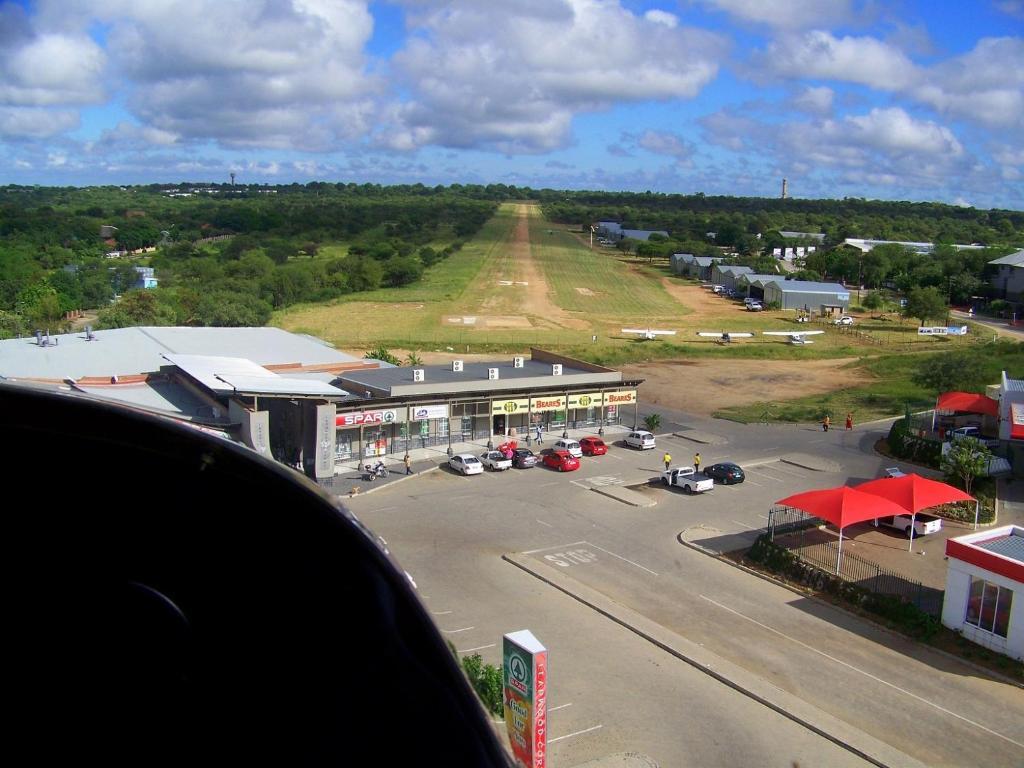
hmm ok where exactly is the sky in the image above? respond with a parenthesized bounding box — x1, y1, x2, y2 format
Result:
(0, 0, 1022, 209)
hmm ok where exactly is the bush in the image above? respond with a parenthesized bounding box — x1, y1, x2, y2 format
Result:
(461, 654, 503, 715)
(886, 418, 941, 467)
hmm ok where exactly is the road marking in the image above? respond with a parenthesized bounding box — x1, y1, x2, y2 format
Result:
(523, 541, 587, 555)
(586, 541, 659, 576)
(745, 479, 764, 487)
(370, 506, 396, 512)
(458, 643, 496, 653)
(698, 595, 1024, 750)
(762, 463, 806, 479)
(757, 514, 769, 520)
(730, 520, 758, 530)
(538, 481, 561, 487)
(745, 469, 784, 483)
(442, 626, 475, 634)
(549, 724, 603, 744)
(432, 610, 453, 616)
(549, 702, 573, 712)
(536, 519, 553, 527)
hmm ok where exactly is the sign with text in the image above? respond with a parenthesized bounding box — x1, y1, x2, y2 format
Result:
(530, 396, 565, 413)
(336, 409, 398, 427)
(412, 404, 448, 420)
(503, 630, 547, 768)
(493, 398, 530, 415)
(604, 390, 637, 407)
(917, 326, 969, 336)
(568, 392, 603, 409)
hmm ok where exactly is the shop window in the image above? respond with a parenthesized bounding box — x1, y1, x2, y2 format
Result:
(965, 577, 1013, 638)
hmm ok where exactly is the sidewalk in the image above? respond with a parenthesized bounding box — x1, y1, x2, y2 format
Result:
(334, 424, 631, 493)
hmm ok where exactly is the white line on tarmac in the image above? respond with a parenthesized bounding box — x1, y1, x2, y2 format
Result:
(538, 481, 562, 487)
(431, 610, 453, 615)
(549, 724, 603, 744)
(698, 595, 1024, 750)
(745, 479, 764, 487)
(549, 703, 573, 712)
(458, 644, 496, 653)
(730, 520, 757, 530)
(523, 541, 587, 555)
(536, 519, 553, 527)
(585, 541, 659, 576)
(762, 463, 807, 479)
(746, 469, 784, 483)
(370, 506, 396, 512)
(757, 514, 769, 520)
(442, 626, 475, 634)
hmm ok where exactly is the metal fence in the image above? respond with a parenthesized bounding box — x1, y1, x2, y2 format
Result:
(766, 506, 943, 617)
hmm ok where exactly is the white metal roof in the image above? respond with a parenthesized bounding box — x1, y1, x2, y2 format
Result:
(165, 354, 347, 397)
(988, 250, 1024, 267)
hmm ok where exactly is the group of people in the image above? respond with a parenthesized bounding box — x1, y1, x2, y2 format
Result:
(821, 413, 854, 432)
(663, 451, 701, 471)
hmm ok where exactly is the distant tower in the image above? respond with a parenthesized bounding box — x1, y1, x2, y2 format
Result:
(230, 172, 236, 187)
(781, 178, 788, 199)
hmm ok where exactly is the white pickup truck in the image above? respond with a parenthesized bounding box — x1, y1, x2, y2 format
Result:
(661, 466, 714, 494)
(873, 513, 942, 538)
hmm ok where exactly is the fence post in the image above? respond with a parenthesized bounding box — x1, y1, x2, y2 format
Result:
(768, 508, 775, 541)
(917, 581, 923, 611)
(874, 563, 880, 595)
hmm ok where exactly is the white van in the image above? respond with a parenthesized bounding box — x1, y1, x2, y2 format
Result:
(553, 439, 583, 458)
(625, 430, 656, 450)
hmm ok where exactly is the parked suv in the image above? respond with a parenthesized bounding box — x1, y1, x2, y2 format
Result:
(553, 438, 583, 458)
(625, 430, 656, 450)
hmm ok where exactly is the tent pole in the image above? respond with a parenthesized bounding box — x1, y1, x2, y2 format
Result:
(974, 500, 979, 531)
(908, 512, 916, 553)
(836, 528, 843, 575)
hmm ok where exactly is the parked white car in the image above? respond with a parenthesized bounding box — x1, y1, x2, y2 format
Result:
(834, 315, 855, 326)
(873, 513, 942, 538)
(883, 467, 906, 478)
(479, 450, 512, 471)
(553, 439, 583, 458)
(625, 430, 656, 450)
(449, 454, 484, 475)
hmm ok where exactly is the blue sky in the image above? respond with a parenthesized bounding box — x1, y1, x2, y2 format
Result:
(0, 0, 1021, 209)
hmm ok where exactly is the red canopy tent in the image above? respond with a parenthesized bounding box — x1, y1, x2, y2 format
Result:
(856, 473, 976, 549)
(935, 391, 998, 416)
(775, 486, 911, 573)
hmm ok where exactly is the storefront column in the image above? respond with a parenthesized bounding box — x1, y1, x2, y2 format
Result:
(563, 390, 569, 438)
(525, 397, 533, 446)
(487, 398, 494, 449)
(598, 390, 605, 436)
(446, 415, 453, 456)
(633, 399, 639, 430)
(405, 404, 411, 455)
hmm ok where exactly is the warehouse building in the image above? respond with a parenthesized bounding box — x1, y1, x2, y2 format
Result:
(762, 279, 850, 313)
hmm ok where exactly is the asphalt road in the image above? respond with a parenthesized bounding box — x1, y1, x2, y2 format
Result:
(350, 416, 1024, 767)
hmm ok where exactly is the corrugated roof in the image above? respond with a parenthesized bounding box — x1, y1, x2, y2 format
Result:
(717, 265, 753, 276)
(166, 354, 347, 397)
(0, 326, 359, 380)
(768, 280, 849, 294)
(988, 249, 1024, 267)
(975, 532, 1024, 564)
(1003, 371, 1024, 392)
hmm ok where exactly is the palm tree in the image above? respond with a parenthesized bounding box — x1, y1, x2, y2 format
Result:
(643, 413, 662, 432)
(405, 351, 423, 366)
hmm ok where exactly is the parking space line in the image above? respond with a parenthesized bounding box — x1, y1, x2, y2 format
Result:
(585, 541, 659, 576)
(442, 626, 475, 634)
(549, 702, 573, 712)
(745, 479, 764, 487)
(536, 519, 553, 527)
(550, 724, 603, 744)
(523, 541, 587, 555)
(745, 469, 784, 483)
(762, 463, 807, 479)
(730, 520, 758, 530)
(432, 610, 453, 615)
(458, 643, 496, 654)
(698, 595, 1024, 750)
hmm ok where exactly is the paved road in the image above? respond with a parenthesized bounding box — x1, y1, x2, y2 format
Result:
(350, 417, 1024, 767)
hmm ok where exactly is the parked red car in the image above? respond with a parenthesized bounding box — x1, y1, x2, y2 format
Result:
(542, 450, 580, 472)
(579, 436, 607, 456)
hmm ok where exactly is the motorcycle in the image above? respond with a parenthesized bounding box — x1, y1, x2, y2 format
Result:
(363, 461, 389, 481)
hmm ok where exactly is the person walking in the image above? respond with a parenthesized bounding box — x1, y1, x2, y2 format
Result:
(822, 414, 831, 432)
(694, 452, 701, 472)
(404, 454, 413, 475)
(535, 423, 543, 444)
(663, 452, 672, 471)
(845, 412, 853, 431)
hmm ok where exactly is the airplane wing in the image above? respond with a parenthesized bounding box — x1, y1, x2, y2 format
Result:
(763, 330, 825, 337)
(648, 330, 676, 336)
(697, 332, 754, 339)
(622, 329, 648, 334)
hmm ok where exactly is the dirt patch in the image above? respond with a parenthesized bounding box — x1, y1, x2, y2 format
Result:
(623, 357, 870, 416)
(659, 279, 732, 317)
(575, 287, 596, 296)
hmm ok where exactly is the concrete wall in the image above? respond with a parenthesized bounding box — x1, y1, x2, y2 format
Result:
(992, 266, 1024, 302)
(942, 560, 1023, 660)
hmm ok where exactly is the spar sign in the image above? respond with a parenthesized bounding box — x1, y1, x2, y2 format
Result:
(503, 630, 548, 768)
(335, 409, 397, 427)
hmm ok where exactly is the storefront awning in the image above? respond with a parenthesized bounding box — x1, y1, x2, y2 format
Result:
(935, 391, 998, 416)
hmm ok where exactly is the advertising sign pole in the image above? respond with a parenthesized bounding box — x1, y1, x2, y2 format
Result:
(503, 630, 547, 768)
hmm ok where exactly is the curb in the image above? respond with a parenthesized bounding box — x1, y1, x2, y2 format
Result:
(342, 464, 442, 496)
(503, 552, 928, 768)
(676, 530, 1024, 690)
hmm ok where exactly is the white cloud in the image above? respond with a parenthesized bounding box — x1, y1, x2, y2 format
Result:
(829, 107, 963, 157)
(791, 86, 834, 115)
(633, 130, 696, 166)
(0, 107, 80, 139)
(643, 9, 678, 28)
(381, 0, 726, 153)
(698, 0, 861, 30)
(996, 1, 1024, 20)
(754, 31, 919, 90)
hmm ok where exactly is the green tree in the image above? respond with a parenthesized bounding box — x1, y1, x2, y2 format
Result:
(904, 286, 947, 326)
(941, 437, 990, 496)
(643, 413, 662, 432)
(193, 291, 272, 326)
(861, 291, 883, 310)
(912, 349, 987, 393)
(15, 282, 64, 328)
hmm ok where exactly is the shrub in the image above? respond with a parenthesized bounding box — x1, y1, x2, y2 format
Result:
(461, 653, 503, 715)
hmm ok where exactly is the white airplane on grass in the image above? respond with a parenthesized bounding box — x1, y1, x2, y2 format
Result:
(622, 328, 677, 340)
(762, 330, 825, 345)
(697, 331, 754, 344)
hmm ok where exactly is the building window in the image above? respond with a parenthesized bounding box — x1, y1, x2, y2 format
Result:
(965, 577, 1013, 638)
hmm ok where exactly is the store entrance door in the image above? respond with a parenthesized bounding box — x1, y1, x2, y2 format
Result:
(492, 414, 506, 436)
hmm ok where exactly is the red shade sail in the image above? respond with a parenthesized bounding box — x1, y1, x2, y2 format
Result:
(856, 473, 974, 513)
(935, 391, 998, 416)
(775, 486, 910, 529)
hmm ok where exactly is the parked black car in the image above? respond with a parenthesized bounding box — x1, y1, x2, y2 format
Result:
(704, 462, 745, 484)
(512, 448, 539, 468)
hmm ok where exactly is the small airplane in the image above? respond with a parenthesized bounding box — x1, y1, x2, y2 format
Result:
(697, 331, 754, 344)
(762, 330, 825, 345)
(622, 328, 677, 340)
